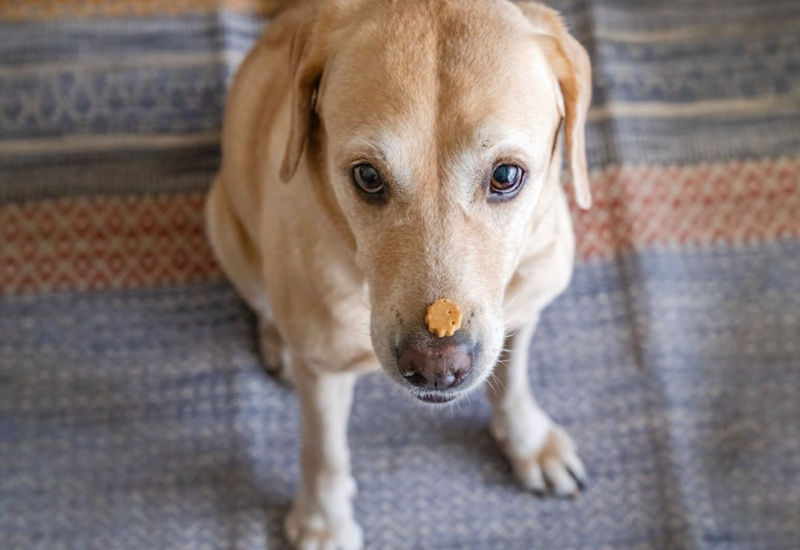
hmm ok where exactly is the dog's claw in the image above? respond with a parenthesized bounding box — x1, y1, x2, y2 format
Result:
(502, 424, 588, 499)
(568, 464, 588, 492)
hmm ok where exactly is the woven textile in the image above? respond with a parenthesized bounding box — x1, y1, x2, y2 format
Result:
(2, 1, 800, 549)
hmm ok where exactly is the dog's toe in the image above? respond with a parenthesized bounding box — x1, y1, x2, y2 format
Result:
(286, 474, 363, 550)
(517, 461, 547, 493)
(286, 513, 363, 550)
(507, 424, 587, 498)
(543, 458, 580, 497)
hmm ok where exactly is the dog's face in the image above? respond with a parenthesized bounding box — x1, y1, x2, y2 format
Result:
(281, 0, 591, 403)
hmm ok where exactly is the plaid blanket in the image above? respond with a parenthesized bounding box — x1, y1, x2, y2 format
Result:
(2, 1, 800, 549)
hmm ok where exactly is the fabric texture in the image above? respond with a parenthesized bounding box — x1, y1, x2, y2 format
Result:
(2, 1, 800, 549)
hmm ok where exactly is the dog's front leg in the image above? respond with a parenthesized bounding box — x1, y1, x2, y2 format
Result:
(286, 359, 363, 550)
(486, 318, 587, 497)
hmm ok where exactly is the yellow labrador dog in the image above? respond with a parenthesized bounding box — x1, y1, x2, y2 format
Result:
(206, 0, 592, 547)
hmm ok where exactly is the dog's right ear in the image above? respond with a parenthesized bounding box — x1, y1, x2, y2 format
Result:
(280, 8, 326, 183)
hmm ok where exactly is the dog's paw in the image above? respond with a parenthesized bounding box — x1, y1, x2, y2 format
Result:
(286, 476, 362, 550)
(496, 423, 587, 497)
(258, 319, 293, 384)
(285, 507, 363, 550)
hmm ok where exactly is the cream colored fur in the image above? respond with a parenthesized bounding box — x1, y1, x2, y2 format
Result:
(206, 1, 592, 548)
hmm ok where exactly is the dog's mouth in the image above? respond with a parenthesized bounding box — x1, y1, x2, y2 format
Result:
(413, 390, 460, 404)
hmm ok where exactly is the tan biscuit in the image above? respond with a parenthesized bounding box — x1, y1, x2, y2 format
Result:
(425, 299, 463, 338)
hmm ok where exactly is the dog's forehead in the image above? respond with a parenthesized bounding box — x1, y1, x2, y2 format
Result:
(322, 1, 559, 152)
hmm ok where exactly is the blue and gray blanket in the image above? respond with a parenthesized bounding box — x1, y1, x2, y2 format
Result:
(1, 1, 800, 548)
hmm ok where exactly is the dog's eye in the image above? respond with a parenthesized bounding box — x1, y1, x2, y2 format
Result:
(352, 164, 384, 194)
(490, 164, 524, 195)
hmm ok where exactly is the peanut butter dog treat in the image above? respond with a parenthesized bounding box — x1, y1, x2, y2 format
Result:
(425, 299, 462, 338)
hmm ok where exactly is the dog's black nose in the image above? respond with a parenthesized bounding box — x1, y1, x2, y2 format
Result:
(398, 344, 473, 390)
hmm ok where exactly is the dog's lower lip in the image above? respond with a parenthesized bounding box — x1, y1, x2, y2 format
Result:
(416, 392, 458, 404)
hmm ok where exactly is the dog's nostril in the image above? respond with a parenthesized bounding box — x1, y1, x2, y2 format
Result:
(405, 372, 428, 388)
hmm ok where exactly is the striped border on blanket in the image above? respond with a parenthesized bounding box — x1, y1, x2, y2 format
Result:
(0, 0, 287, 21)
(0, 193, 220, 294)
(2, 157, 799, 295)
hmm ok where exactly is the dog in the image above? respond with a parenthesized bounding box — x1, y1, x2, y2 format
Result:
(205, 0, 592, 548)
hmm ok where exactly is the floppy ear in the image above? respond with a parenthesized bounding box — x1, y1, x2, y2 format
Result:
(279, 8, 326, 183)
(518, 3, 593, 209)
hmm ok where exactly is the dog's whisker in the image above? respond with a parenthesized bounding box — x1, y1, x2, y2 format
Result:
(485, 376, 500, 397)
(502, 287, 527, 315)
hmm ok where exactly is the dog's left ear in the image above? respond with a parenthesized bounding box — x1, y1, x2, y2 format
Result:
(280, 7, 327, 183)
(518, 3, 593, 209)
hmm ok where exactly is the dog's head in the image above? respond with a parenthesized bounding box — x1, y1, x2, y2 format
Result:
(280, 0, 591, 403)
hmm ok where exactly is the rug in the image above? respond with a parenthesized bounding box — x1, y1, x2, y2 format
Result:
(2, 1, 800, 549)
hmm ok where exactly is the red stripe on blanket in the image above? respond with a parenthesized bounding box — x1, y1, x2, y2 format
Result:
(0, 194, 222, 294)
(572, 157, 800, 260)
(1, 158, 798, 294)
